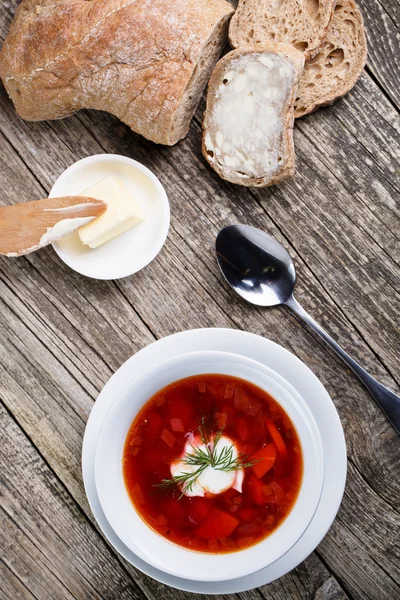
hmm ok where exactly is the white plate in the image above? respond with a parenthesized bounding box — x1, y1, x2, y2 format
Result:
(50, 154, 170, 280)
(82, 328, 347, 594)
(94, 350, 324, 582)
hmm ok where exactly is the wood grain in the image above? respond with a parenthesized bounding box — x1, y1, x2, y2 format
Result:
(0, 1, 399, 600)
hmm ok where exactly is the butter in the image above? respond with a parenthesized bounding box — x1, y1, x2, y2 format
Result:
(78, 177, 143, 248)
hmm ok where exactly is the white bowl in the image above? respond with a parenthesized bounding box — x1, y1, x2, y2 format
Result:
(50, 154, 170, 280)
(94, 350, 324, 582)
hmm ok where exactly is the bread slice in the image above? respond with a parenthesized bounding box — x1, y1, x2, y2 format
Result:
(294, 0, 367, 117)
(0, 0, 234, 146)
(229, 0, 335, 59)
(202, 43, 305, 187)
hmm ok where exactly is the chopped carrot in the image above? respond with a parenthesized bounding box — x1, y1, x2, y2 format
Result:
(234, 387, 262, 416)
(161, 428, 176, 448)
(250, 443, 277, 478)
(265, 418, 288, 459)
(170, 418, 184, 432)
(196, 508, 239, 540)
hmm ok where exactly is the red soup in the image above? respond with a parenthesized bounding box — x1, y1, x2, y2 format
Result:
(123, 374, 303, 553)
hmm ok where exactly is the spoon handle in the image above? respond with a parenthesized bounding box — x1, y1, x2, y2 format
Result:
(286, 295, 400, 435)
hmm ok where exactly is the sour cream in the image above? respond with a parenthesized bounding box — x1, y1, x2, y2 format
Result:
(170, 435, 244, 498)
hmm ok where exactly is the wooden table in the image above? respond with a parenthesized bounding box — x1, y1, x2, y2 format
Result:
(1, 2, 399, 599)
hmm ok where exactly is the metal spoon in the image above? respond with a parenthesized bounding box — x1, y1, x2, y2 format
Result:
(216, 224, 400, 435)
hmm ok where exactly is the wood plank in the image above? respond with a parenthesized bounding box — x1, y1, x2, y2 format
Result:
(318, 462, 400, 600)
(1, 561, 37, 600)
(358, 0, 400, 108)
(0, 403, 146, 600)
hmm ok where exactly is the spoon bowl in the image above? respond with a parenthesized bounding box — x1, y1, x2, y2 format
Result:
(216, 225, 296, 306)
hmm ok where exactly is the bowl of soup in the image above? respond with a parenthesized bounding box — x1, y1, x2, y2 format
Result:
(94, 350, 324, 582)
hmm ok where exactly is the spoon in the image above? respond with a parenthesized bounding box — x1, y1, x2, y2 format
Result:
(0, 196, 106, 257)
(216, 224, 400, 435)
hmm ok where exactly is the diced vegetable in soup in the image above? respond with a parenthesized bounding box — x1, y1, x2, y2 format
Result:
(123, 374, 303, 553)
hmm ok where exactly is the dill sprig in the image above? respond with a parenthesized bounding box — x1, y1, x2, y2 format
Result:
(155, 418, 257, 497)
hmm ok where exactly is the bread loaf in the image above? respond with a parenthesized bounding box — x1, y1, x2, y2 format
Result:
(294, 0, 367, 117)
(0, 0, 234, 145)
(202, 43, 304, 187)
(229, 0, 335, 59)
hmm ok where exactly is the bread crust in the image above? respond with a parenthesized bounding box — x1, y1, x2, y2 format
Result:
(229, 0, 336, 60)
(0, 0, 233, 145)
(294, 0, 367, 117)
(202, 43, 304, 187)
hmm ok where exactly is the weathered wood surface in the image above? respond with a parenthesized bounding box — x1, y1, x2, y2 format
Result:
(0, 1, 399, 599)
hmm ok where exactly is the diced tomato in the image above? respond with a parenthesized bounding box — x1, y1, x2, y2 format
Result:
(236, 416, 250, 441)
(265, 418, 288, 459)
(155, 395, 166, 407)
(216, 411, 228, 429)
(264, 494, 276, 504)
(271, 481, 285, 503)
(238, 506, 258, 523)
(223, 487, 238, 499)
(236, 523, 261, 537)
(161, 428, 176, 448)
(224, 382, 235, 399)
(250, 443, 277, 478)
(247, 474, 266, 506)
(196, 508, 239, 540)
(262, 484, 273, 496)
(131, 483, 145, 505)
(266, 514, 275, 526)
(170, 418, 184, 432)
(189, 497, 210, 522)
(234, 387, 262, 416)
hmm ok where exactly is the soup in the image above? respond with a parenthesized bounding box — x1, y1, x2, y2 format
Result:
(123, 374, 303, 553)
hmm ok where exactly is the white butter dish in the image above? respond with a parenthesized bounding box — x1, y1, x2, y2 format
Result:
(50, 154, 170, 280)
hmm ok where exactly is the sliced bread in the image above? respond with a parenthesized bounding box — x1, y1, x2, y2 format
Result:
(229, 0, 335, 59)
(294, 0, 367, 117)
(202, 43, 305, 187)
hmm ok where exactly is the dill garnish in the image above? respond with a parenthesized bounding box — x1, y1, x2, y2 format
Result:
(155, 418, 257, 497)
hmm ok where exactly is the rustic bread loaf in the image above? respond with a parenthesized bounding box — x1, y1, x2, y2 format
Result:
(229, 0, 335, 59)
(202, 43, 304, 187)
(0, 0, 234, 146)
(294, 0, 367, 117)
